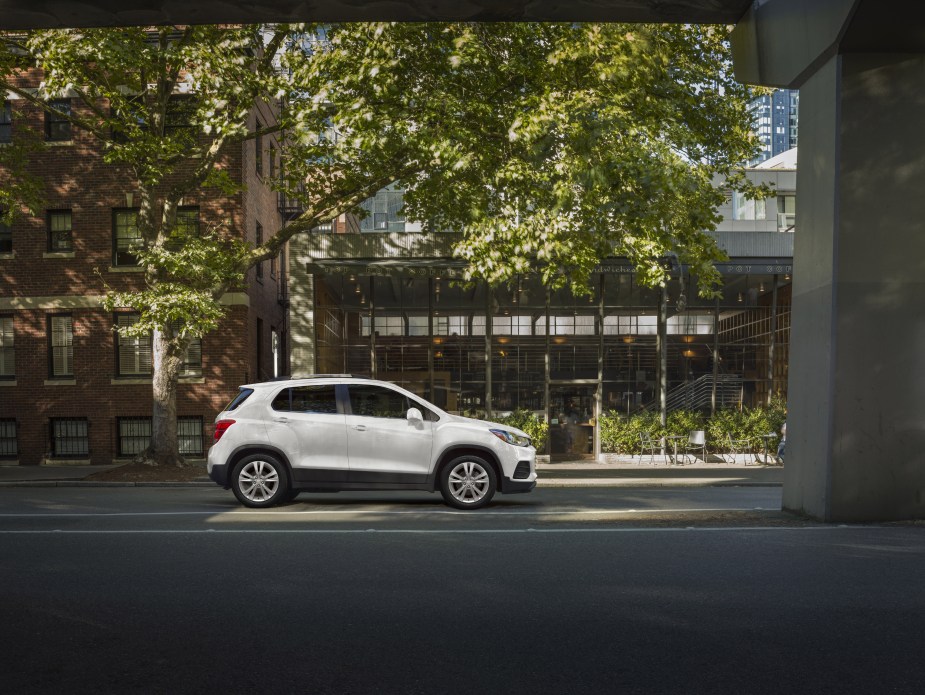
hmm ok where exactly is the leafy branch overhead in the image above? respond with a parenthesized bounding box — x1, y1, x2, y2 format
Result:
(1, 22, 764, 335)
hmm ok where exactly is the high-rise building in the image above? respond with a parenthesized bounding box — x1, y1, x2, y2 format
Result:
(747, 89, 799, 166)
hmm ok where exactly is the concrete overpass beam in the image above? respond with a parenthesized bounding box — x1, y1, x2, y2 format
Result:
(733, 0, 925, 521)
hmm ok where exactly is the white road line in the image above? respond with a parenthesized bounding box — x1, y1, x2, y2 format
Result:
(0, 526, 873, 534)
(0, 506, 763, 518)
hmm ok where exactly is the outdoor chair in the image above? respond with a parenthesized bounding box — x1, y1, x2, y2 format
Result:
(639, 432, 666, 465)
(721, 433, 754, 465)
(683, 430, 708, 463)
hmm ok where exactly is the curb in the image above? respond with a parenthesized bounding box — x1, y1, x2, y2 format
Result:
(0, 481, 216, 488)
(0, 479, 781, 489)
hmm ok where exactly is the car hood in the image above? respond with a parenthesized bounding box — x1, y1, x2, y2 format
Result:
(446, 414, 531, 440)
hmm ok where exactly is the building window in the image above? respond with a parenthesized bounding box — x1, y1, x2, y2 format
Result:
(255, 222, 263, 280)
(164, 96, 195, 144)
(116, 314, 152, 376)
(733, 191, 767, 221)
(0, 101, 11, 143)
(0, 212, 11, 253)
(45, 99, 72, 141)
(113, 209, 141, 266)
(178, 416, 203, 456)
(255, 118, 263, 176)
(48, 314, 74, 378)
(359, 186, 405, 232)
(47, 210, 73, 252)
(0, 316, 13, 379)
(117, 417, 151, 456)
(168, 206, 199, 249)
(271, 329, 279, 378)
(256, 317, 264, 380)
(50, 418, 89, 457)
(170, 321, 202, 377)
(0, 419, 16, 457)
(268, 142, 276, 178)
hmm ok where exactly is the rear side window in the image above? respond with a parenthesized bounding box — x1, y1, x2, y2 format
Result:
(271, 385, 338, 414)
(223, 388, 254, 412)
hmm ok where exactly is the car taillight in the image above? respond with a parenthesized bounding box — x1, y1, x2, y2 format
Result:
(213, 419, 236, 443)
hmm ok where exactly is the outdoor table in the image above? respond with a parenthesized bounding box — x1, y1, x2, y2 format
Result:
(665, 435, 688, 465)
(758, 433, 777, 464)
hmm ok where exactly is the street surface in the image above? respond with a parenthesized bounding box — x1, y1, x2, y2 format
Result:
(2, 487, 923, 694)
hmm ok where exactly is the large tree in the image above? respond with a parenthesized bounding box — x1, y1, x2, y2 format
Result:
(0, 23, 761, 466)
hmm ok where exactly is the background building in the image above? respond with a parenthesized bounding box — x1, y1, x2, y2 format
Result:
(747, 89, 799, 167)
(0, 82, 289, 465)
(288, 152, 797, 460)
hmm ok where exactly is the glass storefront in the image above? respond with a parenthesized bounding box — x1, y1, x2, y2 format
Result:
(313, 268, 791, 457)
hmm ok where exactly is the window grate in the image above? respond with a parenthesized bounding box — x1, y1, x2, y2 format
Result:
(178, 417, 203, 456)
(118, 417, 203, 456)
(51, 418, 89, 457)
(0, 419, 16, 457)
(118, 417, 151, 456)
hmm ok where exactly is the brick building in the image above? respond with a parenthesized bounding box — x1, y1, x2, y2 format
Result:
(0, 76, 289, 465)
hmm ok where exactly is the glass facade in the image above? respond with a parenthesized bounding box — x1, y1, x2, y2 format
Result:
(313, 269, 791, 457)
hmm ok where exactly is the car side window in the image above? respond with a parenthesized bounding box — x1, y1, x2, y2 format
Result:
(271, 385, 338, 414)
(349, 385, 409, 419)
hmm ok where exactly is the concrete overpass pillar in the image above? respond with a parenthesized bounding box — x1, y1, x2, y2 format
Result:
(733, 0, 925, 521)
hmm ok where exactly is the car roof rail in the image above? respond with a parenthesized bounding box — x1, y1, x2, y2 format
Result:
(265, 374, 355, 381)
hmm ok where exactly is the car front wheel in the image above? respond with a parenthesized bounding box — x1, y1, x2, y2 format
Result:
(440, 455, 497, 510)
(231, 454, 290, 508)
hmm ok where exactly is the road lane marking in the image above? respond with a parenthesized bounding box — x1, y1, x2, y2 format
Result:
(0, 526, 886, 534)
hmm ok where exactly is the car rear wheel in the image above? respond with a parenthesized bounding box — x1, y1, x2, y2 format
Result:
(440, 455, 497, 510)
(231, 454, 289, 508)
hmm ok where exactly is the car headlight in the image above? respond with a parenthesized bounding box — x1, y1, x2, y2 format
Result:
(490, 429, 531, 447)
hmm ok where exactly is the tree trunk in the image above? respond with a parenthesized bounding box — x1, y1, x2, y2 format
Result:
(143, 327, 187, 467)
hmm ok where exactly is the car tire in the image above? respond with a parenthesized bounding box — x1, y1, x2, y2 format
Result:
(231, 454, 290, 508)
(439, 454, 497, 510)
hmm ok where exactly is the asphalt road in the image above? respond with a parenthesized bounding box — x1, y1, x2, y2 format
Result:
(2, 487, 923, 694)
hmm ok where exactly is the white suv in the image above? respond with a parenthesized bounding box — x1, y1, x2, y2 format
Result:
(207, 375, 537, 509)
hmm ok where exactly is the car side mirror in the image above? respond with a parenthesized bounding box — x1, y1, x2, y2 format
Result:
(406, 407, 424, 424)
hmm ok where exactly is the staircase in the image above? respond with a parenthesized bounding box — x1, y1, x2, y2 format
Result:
(659, 374, 743, 412)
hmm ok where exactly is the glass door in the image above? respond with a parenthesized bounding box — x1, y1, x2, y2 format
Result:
(548, 385, 596, 460)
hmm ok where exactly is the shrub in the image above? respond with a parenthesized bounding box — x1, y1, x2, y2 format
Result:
(494, 409, 549, 451)
(599, 410, 662, 454)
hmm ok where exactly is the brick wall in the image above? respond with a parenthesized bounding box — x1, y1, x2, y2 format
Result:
(0, 72, 289, 464)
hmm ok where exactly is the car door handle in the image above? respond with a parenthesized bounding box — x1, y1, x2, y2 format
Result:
(274, 417, 290, 423)
(353, 425, 367, 432)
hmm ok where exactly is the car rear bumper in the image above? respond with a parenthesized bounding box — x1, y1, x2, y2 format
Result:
(208, 461, 229, 488)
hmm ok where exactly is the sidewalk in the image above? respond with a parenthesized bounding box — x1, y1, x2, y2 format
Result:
(535, 460, 783, 488)
(0, 460, 783, 488)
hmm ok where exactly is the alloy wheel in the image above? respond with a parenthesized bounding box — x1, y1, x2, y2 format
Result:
(237, 459, 280, 503)
(447, 460, 490, 504)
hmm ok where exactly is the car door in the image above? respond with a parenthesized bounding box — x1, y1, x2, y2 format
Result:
(264, 384, 349, 483)
(344, 384, 434, 483)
